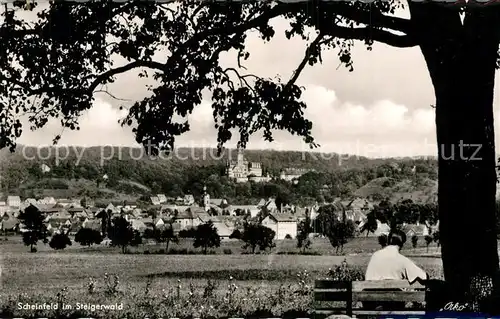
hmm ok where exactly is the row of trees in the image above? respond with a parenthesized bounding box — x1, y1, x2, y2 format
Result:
(17, 204, 280, 254)
(296, 203, 357, 254)
(411, 233, 440, 253)
(360, 199, 439, 237)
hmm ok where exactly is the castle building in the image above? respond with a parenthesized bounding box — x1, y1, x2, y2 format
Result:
(226, 149, 270, 183)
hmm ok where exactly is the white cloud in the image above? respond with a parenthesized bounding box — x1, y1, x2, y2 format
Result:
(18, 98, 135, 147)
(18, 85, 439, 158)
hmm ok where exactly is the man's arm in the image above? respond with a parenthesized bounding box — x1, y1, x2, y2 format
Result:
(403, 256, 428, 285)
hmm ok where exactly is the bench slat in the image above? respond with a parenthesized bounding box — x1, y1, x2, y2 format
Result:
(315, 280, 351, 289)
(353, 310, 426, 315)
(352, 280, 424, 290)
(314, 309, 426, 315)
(353, 291, 425, 302)
(314, 291, 350, 301)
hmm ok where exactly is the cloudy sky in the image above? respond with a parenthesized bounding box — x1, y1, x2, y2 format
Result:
(15, 5, 500, 158)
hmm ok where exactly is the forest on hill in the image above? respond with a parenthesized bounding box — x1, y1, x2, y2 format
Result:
(0, 146, 438, 205)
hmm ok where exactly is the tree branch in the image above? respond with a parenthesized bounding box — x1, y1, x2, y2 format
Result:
(88, 60, 165, 93)
(324, 26, 417, 48)
(326, 2, 413, 34)
(286, 32, 324, 89)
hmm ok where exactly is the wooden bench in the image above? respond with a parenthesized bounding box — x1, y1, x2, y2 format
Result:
(313, 280, 427, 318)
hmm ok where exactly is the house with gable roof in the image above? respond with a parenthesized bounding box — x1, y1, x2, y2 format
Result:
(157, 194, 167, 204)
(261, 212, 298, 240)
(150, 196, 161, 206)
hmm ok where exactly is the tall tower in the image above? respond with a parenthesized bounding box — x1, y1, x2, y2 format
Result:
(237, 148, 244, 165)
(202, 186, 210, 211)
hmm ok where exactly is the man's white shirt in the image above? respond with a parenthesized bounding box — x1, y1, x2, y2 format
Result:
(365, 245, 427, 283)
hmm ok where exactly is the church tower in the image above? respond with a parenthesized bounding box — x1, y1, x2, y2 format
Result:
(237, 148, 244, 165)
(202, 186, 210, 211)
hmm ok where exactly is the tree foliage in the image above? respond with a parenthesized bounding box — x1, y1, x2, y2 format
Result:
(144, 226, 178, 250)
(296, 213, 312, 252)
(75, 227, 103, 247)
(229, 229, 242, 239)
(240, 222, 276, 253)
(411, 234, 418, 250)
(193, 221, 221, 254)
(108, 216, 136, 253)
(49, 232, 72, 250)
(95, 209, 113, 238)
(424, 234, 433, 252)
(314, 203, 356, 253)
(360, 211, 378, 237)
(18, 205, 49, 252)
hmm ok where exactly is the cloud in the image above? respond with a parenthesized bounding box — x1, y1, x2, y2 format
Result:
(18, 84, 439, 158)
(18, 98, 136, 147)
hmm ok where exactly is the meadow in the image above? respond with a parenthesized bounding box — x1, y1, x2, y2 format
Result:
(0, 236, 443, 318)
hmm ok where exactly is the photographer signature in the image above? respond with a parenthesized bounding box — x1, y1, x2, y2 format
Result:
(440, 302, 469, 312)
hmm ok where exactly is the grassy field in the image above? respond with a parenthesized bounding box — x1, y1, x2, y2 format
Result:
(0, 233, 442, 254)
(0, 235, 443, 318)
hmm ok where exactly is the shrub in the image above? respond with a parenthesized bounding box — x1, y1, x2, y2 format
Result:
(284, 234, 292, 239)
(223, 248, 233, 254)
(49, 233, 72, 250)
(75, 228, 102, 247)
(229, 229, 242, 239)
(178, 227, 196, 238)
(411, 235, 419, 249)
(327, 259, 365, 281)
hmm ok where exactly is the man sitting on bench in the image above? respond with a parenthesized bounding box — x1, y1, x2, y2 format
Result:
(363, 233, 428, 310)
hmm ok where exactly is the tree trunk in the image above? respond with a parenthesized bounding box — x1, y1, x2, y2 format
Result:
(411, 3, 500, 308)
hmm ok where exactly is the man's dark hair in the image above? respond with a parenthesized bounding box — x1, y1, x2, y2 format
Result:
(389, 233, 405, 248)
(378, 234, 388, 247)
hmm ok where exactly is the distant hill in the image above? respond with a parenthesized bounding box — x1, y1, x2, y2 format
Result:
(0, 145, 438, 204)
(354, 177, 437, 204)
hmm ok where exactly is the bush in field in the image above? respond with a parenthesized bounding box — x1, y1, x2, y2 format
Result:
(327, 259, 365, 281)
(433, 231, 440, 247)
(75, 228, 102, 247)
(240, 222, 276, 253)
(229, 229, 241, 239)
(179, 227, 196, 238)
(411, 235, 419, 250)
(424, 235, 433, 252)
(130, 230, 143, 247)
(193, 221, 221, 254)
(49, 232, 72, 250)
